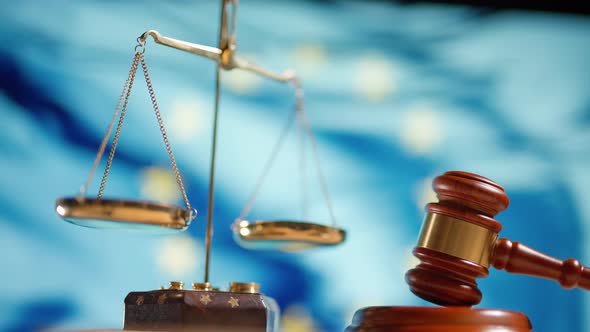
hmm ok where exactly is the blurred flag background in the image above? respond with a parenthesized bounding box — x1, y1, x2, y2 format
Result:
(0, 1, 589, 331)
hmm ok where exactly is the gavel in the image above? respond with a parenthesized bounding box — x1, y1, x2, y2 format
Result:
(405, 171, 590, 307)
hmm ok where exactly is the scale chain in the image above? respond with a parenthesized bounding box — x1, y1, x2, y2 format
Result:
(97, 53, 140, 199)
(94, 43, 191, 212)
(297, 105, 308, 220)
(139, 56, 192, 210)
(79, 53, 140, 197)
(291, 78, 337, 226)
(237, 109, 299, 220)
(298, 105, 338, 227)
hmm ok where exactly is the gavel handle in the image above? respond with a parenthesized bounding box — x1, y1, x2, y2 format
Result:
(491, 238, 590, 290)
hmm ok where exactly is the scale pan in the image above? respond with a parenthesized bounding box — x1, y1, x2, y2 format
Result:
(233, 220, 345, 251)
(55, 197, 196, 234)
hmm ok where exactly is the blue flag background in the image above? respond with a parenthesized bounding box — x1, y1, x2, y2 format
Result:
(0, 1, 589, 331)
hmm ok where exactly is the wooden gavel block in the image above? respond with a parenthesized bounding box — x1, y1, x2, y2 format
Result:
(346, 306, 532, 332)
(405, 171, 590, 306)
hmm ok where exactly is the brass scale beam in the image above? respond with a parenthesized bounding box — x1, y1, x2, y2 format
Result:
(139, 0, 303, 283)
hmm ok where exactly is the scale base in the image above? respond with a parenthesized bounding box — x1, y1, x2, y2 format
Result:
(124, 282, 279, 332)
(346, 306, 532, 332)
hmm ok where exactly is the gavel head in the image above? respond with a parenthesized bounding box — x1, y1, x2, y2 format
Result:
(405, 171, 509, 307)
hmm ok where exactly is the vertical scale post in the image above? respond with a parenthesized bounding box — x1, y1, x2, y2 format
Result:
(203, 0, 230, 283)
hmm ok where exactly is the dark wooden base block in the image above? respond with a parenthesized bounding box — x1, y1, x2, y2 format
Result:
(345, 306, 532, 332)
(124, 290, 268, 332)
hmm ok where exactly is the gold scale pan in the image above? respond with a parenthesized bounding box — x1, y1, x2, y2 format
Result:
(55, 0, 345, 251)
